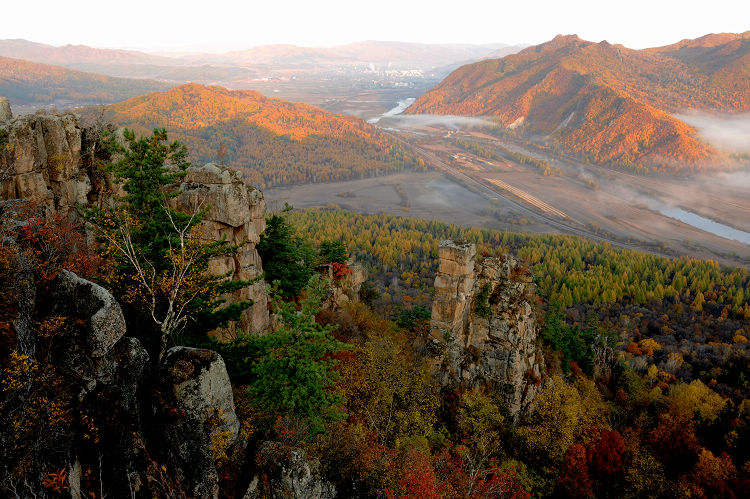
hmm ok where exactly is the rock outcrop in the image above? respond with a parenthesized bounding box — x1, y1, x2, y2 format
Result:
(0, 110, 93, 215)
(430, 240, 544, 420)
(171, 163, 269, 337)
(0, 108, 271, 336)
(320, 260, 367, 311)
(50, 269, 127, 358)
(244, 442, 337, 499)
(0, 97, 12, 122)
(431, 239, 477, 338)
(7, 265, 152, 494)
(154, 346, 241, 498)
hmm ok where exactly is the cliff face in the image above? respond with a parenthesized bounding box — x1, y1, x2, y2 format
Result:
(0, 105, 270, 336)
(431, 239, 544, 420)
(0, 108, 93, 215)
(171, 163, 269, 336)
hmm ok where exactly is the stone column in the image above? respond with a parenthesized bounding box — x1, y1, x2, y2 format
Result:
(430, 239, 476, 340)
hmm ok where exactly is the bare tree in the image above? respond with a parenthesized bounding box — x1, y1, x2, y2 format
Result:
(92, 195, 210, 362)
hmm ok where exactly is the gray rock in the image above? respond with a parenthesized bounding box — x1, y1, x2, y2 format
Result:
(320, 260, 368, 311)
(245, 441, 336, 499)
(0, 110, 271, 339)
(430, 240, 476, 339)
(9, 251, 37, 358)
(170, 162, 270, 338)
(50, 269, 126, 358)
(0, 111, 89, 215)
(0, 97, 11, 122)
(154, 347, 240, 499)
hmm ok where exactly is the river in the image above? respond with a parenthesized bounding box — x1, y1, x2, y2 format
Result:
(367, 98, 416, 124)
(660, 207, 750, 246)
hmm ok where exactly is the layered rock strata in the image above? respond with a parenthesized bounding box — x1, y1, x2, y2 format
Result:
(430, 239, 544, 420)
(0, 108, 92, 215)
(171, 163, 269, 336)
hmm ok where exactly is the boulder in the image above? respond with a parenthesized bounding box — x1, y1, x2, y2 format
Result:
(244, 441, 336, 499)
(17, 268, 152, 492)
(154, 347, 240, 499)
(50, 269, 126, 358)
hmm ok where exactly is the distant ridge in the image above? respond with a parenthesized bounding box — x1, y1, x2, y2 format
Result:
(0, 39, 174, 67)
(0, 38, 522, 74)
(0, 55, 172, 106)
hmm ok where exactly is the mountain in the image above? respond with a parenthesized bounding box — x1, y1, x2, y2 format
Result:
(0, 38, 516, 74)
(0, 56, 173, 107)
(646, 31, 750, 98)
(189, 41, 513, 70)
(0, 39, 256, 82)
(82, 83, 423, 187)
(0, 39, 174, 69)
(407, 32, 750, 173)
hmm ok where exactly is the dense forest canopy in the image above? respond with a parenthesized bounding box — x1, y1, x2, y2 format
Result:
(289, 207, 750, 401)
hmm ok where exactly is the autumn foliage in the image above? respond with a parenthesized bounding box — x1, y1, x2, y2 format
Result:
(84, 83, 425, 188)
(408, 32, 750, 173)
(17, 212, 101, 286)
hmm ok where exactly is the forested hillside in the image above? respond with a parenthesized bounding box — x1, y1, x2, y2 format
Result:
(278, 207, 748, 497)
(290, 207, 750, 401)
(82, 83, 425, 188)
(0, 56, 171, 105)
(407, 32, 750, 173)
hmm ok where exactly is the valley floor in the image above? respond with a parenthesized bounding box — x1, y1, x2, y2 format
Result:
(266, 121, 750, 269)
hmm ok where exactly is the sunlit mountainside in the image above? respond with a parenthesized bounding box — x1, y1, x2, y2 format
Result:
(82, 83, 424, 187)
(407, 32, 750, 173)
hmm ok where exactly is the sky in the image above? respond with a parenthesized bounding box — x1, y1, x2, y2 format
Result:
(3, 0, 749, 52)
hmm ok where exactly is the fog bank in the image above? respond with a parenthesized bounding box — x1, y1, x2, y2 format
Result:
(676, 111, 750, 153)
(378, 114, 497, 130)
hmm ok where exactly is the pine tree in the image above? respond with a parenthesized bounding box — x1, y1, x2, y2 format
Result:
(83, 128, 250, 361)
(257, 213, 314, 299)
(319, 240, 349, 264)
(247, 276, 348, 436)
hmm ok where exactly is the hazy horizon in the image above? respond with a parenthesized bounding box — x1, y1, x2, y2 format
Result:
(5, 0, 749, 53)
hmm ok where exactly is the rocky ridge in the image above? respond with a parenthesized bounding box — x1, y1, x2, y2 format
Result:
(0, 104, 335, 497)
(0, 104, 270, 336)
(171, 163, 269, 336)
(430, 239, 544, 420)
